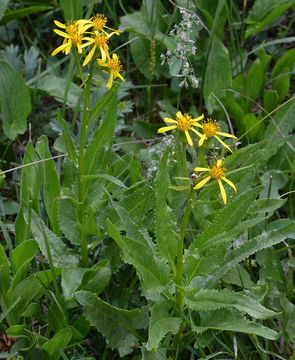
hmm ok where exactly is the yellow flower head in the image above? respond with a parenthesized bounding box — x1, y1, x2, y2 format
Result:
(157, 111, 204, 147)
(193, 159, 237, 204)
(97, 53, 125, 89)
(77, 14, 121, 35)
(81, 31, 118, 66)
(194, 118, 238, 153)
(51, 20, 86, 56)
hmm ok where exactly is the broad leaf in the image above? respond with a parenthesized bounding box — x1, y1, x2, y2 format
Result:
(191, 309, 279, 340)
(76, 290, 149, 357)
(114, 204, 170, 298)
(146, 301, 181, 351)
(0, 61, 31, 139)
(29, 210, 78, 268)
(154, 147, 178, 264)
(199, 221, 295, 289)
(185, 289, 277, 319)
(203, 34, 232, 112)
(35, 136, 61, 236)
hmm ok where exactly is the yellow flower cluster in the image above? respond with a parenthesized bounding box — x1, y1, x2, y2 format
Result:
(158, 111, 238, 204)
(51, 14, 124, 89)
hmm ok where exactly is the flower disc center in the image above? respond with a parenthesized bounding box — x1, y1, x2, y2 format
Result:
(93, 14, 107, 31)
(210, 164, 226, 179)
(177, 114, 192, 131)
(95, 35, 108, 47)
(203, 119, 220, 137)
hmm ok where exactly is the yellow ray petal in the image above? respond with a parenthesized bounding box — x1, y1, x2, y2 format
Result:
(107, 72, 114, 89)
(54, 29, 70, 38)
(198, 134, 206, 147)
(164, 118, 177, 124)
(83, 45, 96, 66)
(116, 72, 125, 82)
(193, 176, 211, 190)
(191, 122, 203, 128)
(54, 20, 66, 28)
(191, 128, 203, 138)
(157, 125, 177, 133)
(194, 167, 210, 172)
(214, 135, 233, 153)
(65, 40, 72, 55)
(192, 113, 204, 122)
(216, 159, 222, 167)
(221, 176, 237, 193)
(216, 131, 238, 139)
(217, 178, 227, 204)
(176, 111, 183, 119)
(185, 130, 193, 147)
(51, 42, 69, 56)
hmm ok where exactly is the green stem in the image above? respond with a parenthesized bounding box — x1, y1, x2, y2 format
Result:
(182, 142, 188, 180)
(78, 59, 95, 268)
(174, 186, 195, 357)
(73, 49, 85, 84)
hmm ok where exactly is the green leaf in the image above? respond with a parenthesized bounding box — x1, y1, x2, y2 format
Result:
(10, 240, 38, 275)
(200, 221, 295, 289)
(42, 327, 72, 360)
(0, 0, 9, 22)
(60, 0, 83, 20)
(154, 147, 178, 265)
(15, 140, 41, 244)
(245, 0, 295, 38)
(191, 186, 263, 249)
(191, 309, 279, 340)
(57, 108, 77, 165)
(106, 218, 122, 248)
(203, 34, 232, 112)
(114, 204, 170, 298)
(272, 48, 295, 79)
(272, 71, 290, 102)
(10, 269, 61, 323)
(146, 301, 182, 352)
(58, 198, 80, 245)
(83, 173, 127, 188)
(0, 61, 31, 139)
(75, 290, 149, 357)
(253, 198, 287, 214)
(35, 135, 61, 236)
(0, 243, 10, 292)
(83, 92, 118, 200)
(242, 113, 264, 142)
(29, 210, 78, 268)
(78, 259, 111, 294)
(185, 289, 277, 319)
(61, 266, 87, 301)
(264, 99, 295, 145)
(37, 74, 82, 109)
(263, 90, 279, 113)
(1, 6, 53, 25)
(88, 81, 120, 125)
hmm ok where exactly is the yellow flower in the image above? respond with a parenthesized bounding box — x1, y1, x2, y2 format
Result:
(51, 20, 86, 56)
(157, 111, 204, 147)
(82, 32, 115, 66)
(193, 159, 237, 204)
(97, 53, 124, 89)
(77, 14, 121, 35)
(193, 118, 237, 153)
